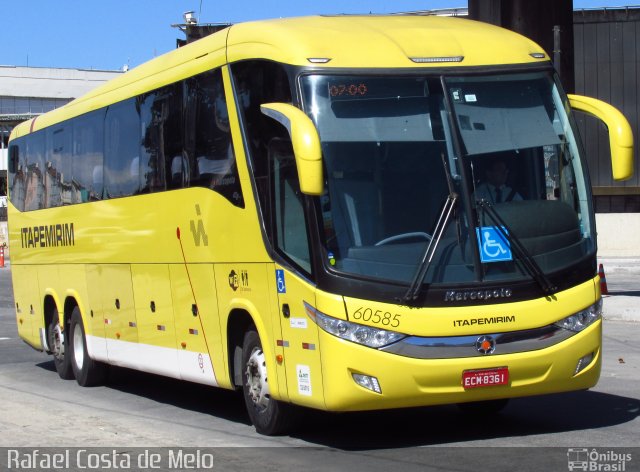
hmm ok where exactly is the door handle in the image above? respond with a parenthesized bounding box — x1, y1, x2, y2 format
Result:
(282, 303, 290, 319)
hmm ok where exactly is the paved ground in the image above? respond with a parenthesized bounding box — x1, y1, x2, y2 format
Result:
(0, 258, 638, 471)
(598, 257, 640, 323)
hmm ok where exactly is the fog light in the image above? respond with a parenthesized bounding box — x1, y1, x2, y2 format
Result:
(352, 373, 382, 394)
(575, 352, 595, 375)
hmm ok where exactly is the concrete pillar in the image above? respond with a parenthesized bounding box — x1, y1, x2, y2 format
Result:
(469, 0, 575, 93)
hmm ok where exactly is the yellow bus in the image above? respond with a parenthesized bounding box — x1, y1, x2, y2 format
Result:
(7, 15, 634, 435)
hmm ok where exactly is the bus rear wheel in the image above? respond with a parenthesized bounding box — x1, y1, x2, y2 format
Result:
(69, 307, 107, 386)
(49, 310, 74, 380)
(242, 328, 296, 435)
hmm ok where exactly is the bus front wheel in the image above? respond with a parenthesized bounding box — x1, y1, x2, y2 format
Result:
(69, 307, 107, 387)
(242, 328, 296, 435)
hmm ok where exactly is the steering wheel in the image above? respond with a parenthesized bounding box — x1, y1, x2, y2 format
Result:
(374, 232, 432, 246)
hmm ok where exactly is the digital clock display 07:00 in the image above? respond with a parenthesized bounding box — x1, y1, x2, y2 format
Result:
(329, 83, 368, 98)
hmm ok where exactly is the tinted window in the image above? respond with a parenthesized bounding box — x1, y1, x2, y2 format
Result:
(231, 61, 293, 233)
(11, 67, 245, 211)
(25, 132, 45, 211)
(271, 140, 311, 273)
(74, 110, 104, 202)
(105, 99, 140, 197)
(48, 124, 73, 206)
(8, 139, 26, 211)
(139, 93, 166, 193)
(184, 68, 243, 206)
(138, 84, 184, 191)
(163, 84, 185, 190)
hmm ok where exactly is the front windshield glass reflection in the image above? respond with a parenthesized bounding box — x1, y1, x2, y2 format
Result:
(446, 72, 595, 282)
(300, 72, 595, 287)
(301, 76, 473, 285)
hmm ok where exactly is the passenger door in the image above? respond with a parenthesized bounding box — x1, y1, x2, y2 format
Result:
(269, 141, 324, 408)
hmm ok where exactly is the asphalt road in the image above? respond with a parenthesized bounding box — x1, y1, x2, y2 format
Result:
(0, 266, 638, 471)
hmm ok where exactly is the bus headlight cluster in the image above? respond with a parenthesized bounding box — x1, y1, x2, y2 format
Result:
(305, 302, 405, 348)
(554, 299, 602, 332)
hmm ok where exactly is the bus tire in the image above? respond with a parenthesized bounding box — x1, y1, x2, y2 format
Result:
(69, 307, 107, 387)
(242, 328, 296, 435)
(49, 310, 74, 380)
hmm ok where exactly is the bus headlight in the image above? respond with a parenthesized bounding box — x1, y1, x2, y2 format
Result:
(305, 302, 406, 348)
(554, 299, 602, 332)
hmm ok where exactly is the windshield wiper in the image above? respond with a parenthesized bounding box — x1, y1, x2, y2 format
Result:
(401, 193, 458, 303)
(476, 200, 557, 295)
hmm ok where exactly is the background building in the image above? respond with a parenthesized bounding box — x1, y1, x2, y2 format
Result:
(431, 5, 640, 255)
(2, 6, 640, 255)
(0, 66, 122, 245)
(572, 7, 640, 255)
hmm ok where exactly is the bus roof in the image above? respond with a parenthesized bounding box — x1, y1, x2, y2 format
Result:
(11, 15, 548, 139)
(226, 15, 547, 68)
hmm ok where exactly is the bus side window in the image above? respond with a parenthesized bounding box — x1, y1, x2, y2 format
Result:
(163, 84, 185, 190)
(269, 138, 312, 274)
(48, 124, 73, 206)
(74, 110, 105, 202)
(8, 140, 25, 211)
(140, 85, 184, 192)
(231, 60, 293, 240)
(184, 68, 243, 207)
(24, 131, 45, 210)
(139, 92, 166, 193)
(104, 99, 140, 198)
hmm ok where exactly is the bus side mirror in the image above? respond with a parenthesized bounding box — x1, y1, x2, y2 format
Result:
(568, 94, 634, 181)
(260, 103, 324, 195)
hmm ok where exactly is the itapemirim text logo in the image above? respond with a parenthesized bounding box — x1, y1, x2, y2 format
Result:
(567, 448, 633, 471)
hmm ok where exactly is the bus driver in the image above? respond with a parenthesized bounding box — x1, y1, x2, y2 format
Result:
(474, 159, 522, 204)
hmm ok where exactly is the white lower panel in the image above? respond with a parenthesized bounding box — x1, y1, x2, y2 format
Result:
(86, 335, 218, 386)
(178, 349, 218, 386)
(85, 335, 108, 363)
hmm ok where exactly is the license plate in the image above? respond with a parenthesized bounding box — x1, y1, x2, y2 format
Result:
(462, 367, 509, 389)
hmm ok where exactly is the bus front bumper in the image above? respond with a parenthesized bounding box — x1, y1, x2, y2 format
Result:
(318, 320, 601, 411)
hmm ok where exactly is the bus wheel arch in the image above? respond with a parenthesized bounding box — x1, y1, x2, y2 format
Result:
(226, 308, 297, 435)
(227, 308, 255, 389)
(240, 326, 297, 435)
(46, 296, 74, 380)
(43, 295, 57, 354)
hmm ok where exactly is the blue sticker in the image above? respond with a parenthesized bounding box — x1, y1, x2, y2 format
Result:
(276, 269, 286, 293)
(476, 226, 512, 263)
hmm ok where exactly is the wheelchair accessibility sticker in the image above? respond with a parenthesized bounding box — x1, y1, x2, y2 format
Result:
(476, 226, 512, 263)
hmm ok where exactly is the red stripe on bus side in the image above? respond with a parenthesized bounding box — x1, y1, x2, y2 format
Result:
(29, 116, 39, 133)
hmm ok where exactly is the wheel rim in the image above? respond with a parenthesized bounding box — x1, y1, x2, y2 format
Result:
(245, 347, 270, 412)
(73, 323, 84, 370)
(51, 322, 65, 361)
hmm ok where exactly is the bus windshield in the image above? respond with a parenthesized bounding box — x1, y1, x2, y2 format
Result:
(300, 71, 595, 287)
